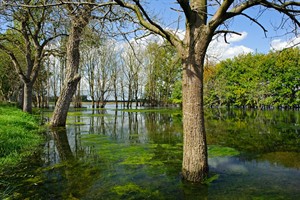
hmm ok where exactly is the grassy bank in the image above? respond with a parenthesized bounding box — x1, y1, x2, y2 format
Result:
(0, 105, 44, 170)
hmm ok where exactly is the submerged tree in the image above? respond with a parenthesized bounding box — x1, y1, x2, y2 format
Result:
(114, 0, 300, 182)
(50, 1, 95, 126)
(50, 0, 118, 126)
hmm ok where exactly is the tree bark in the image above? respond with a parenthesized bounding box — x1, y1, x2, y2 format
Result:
(50, 25, 84, 126)
(181, 52, 208, 182)
(181, 22, 211, 182)
(23, 82, 33, 113)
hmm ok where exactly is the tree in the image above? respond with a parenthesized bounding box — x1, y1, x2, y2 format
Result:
(0, 47, 20, 102)
(114, 0, 300, 182)
(0, 0, 61, 113)
(95, 40, 117, 108)
(121, 43, 144, 108)
(204, 48, 300, 109)
(50, 1, 95, 126)
(50, 0, 118, 126)
(144, 42, 181, 106)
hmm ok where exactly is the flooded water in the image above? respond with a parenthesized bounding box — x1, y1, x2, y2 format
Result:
(1, 107, 300, 199)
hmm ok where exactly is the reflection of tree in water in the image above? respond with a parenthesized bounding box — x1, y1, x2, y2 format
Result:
(51, 128, 74, 161)
(144, 112, 182, 144)
(42, 128, 101, 199)
(205, 109, 300, 153)
(88, 109, 107, 135)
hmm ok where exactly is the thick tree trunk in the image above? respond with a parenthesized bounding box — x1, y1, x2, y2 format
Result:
(181, 59, 208, 182)
(23, 82, 33, 113)
(50, 25, 84, 126)
(51, 75, 81, 126)
(181, 25, 211, 182)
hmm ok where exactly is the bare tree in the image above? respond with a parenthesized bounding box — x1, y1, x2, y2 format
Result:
(114, 0, 300, 182)
(95, 40, 117, 108)
(82, 46, 97, 108)
(120, 43, 144, 108)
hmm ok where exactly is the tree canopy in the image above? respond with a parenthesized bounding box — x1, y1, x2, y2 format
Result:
(204, 48, 300, 109)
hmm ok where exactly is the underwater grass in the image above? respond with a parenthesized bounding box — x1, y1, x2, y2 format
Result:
(0, 105, 44, 169)
(208, 145, 240, 157)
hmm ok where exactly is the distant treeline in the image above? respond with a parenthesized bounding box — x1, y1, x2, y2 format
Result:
(204, 48, 300, 109)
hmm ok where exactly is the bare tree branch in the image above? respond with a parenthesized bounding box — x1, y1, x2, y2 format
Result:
(114, 0, 183, 50)
(240, 13, 268, 37)
(2, 1, 116, 9)
(176, 0, 192, 21)
(213, 30, 242, 43)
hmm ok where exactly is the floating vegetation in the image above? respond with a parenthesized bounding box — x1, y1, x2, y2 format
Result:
(2, 107, 300, 199)
(208, 145, 240, 157)
(202, 174, 220, 185)
(112, 182, 161, 199)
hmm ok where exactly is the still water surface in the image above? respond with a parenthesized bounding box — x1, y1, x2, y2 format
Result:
(2, 107, 300, 199)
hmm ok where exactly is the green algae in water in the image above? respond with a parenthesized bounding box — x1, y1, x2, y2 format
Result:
(81, 134, 174, 166)
(208, 145, 240, 157)
(3, 108, 300, 199)
(202, 174, 220, 185)
(80, 134, 183, 199)
(112, 182, 161, 199)
(66, 121, 86, 125)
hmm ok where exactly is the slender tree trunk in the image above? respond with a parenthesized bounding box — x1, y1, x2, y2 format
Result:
(18, 84, 24, 109)
(92, 97, 95, 108)
(23, 82, 33, 113)
(114, 80, 118, 108)
(74, 80, 82, 108)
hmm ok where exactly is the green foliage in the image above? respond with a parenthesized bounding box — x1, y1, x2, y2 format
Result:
(144, 42, 181, 106)
(0, 105, 44, 169)
(0, 32, 23, 102)
(171, 81, 182, 105)
(204, 48, 300, 108)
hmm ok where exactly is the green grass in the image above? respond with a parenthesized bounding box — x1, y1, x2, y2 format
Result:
(0, 105, 44, 169)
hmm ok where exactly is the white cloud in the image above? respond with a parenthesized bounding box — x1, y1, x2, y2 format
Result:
(207, 31, 254, 62)
(270, 36, 300, 51)
(226, 31, 248, 42)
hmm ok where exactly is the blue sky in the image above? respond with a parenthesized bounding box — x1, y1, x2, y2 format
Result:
(142, 1, 299, 61)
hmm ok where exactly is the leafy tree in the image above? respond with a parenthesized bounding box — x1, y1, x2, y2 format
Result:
(204, 48, 300, 109)
(0, 0, 62, 113)
(268, 48, 300, 107)
(144, 42, 181, 106)
(114, 0, 299, 182)
(0, 50, 20, 102)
